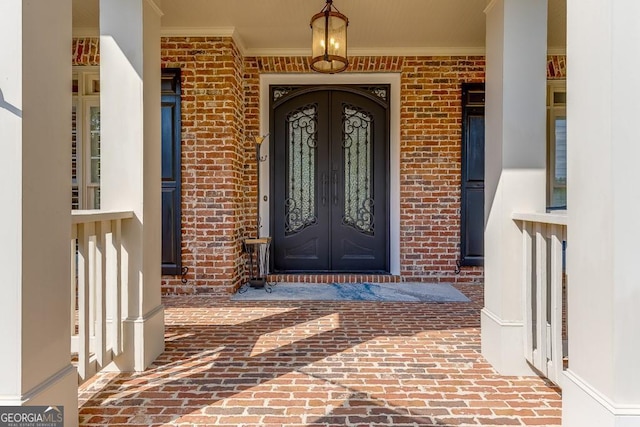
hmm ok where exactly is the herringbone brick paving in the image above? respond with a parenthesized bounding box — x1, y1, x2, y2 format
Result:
(79, 284, 561, 426)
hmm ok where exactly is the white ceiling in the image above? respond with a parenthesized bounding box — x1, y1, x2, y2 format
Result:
(73, 0, 566, 55)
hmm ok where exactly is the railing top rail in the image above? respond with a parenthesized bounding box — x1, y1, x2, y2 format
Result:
(512, 210, 568, 226)
(71, 209, 135, 225)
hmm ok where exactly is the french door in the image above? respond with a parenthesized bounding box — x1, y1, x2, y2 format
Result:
(271, 86, 389, 273)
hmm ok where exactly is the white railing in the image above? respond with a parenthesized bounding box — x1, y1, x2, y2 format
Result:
(71, 210, 133, 384)
(513, 211, 567, 387)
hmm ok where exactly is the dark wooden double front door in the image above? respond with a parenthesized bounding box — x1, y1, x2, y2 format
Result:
(271, 86, 389, 273)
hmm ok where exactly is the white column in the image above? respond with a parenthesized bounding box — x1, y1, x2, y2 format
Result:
(564, 0, 640, 424)
(481, 0, 548, 375)
(100, 0, 164, 371)
(0, 1, 78, 425)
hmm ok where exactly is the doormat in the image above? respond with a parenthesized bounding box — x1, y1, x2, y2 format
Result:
(231, 282, 470, 303)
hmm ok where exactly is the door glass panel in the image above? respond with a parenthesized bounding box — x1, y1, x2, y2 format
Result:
(285, 104, 318, 235)
(342, 104, 374, 235)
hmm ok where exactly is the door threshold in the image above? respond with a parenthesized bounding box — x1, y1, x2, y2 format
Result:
(268, 273, 400, 284)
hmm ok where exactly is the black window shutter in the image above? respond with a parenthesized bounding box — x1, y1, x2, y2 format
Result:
(161, 69, 182, 275)
(460, 83, 485, 267)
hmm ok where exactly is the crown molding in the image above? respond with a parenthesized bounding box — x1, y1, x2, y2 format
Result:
(244, 46, 487, 57)
(231, 30, 248, 57)
(159, 27, 488, 57)
(160, 26, 235, 37)
(144, 0, 164, 17)
(350, 46, 486, 57)
(484, 0, 499, 15)
(244, 47, 310, 57)
(73, 24, 563, 58)
(160, 27, 247, 55)
(547, 47, 567, 56)
(73, 27, 99, 37)
(244, 46, 566, 58)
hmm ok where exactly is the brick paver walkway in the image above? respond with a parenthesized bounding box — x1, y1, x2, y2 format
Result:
(79, 284, 561, 426)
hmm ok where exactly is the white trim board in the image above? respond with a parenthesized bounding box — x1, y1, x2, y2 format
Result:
(564, 370, 640, 416)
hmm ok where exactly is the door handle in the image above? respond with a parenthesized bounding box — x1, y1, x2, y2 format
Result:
(321, 173, 328, 206)
(332, 169, 339, 206)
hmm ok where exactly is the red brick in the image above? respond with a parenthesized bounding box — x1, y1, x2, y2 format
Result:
(78, 287, 561, 426)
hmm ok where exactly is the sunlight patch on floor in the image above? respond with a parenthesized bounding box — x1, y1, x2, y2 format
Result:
(250, 313, 340, 357)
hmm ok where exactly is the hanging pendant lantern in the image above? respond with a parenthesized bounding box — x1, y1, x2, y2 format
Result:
(310, 0, 349, 73)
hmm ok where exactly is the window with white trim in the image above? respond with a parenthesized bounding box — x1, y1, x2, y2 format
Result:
(72, 67, 101, 209)
(547, 80, 566, 209)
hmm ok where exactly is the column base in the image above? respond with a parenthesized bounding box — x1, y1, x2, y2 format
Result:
(107, 304, 165, 372)
(563, 370, 640, 427)
(0, 365, 78, 427)
(481, 308, 535, 376)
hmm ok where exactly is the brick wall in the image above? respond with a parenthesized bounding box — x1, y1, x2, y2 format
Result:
(547, 55, 567, 79)
(72, 37, 99, 66)
(242, 55, 485, 285)
(73, 37, 565, 294)
(160, 38, 247, 294)
(398, 57, 485, 283)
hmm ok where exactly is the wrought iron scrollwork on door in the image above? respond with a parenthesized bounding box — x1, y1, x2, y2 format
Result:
(284, 103, 319, 234)
(342, 103, 374, 235)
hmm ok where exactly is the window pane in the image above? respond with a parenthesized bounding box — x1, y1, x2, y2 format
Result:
(89, 187, 100, 210)
(551, 187, 566, 208)
(553, 91, 566, 105)
(553, 116, 567, 207)
(554, 117, 567, 184)
(89, 106, 100, 186)
(71, 104, 79, 210)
